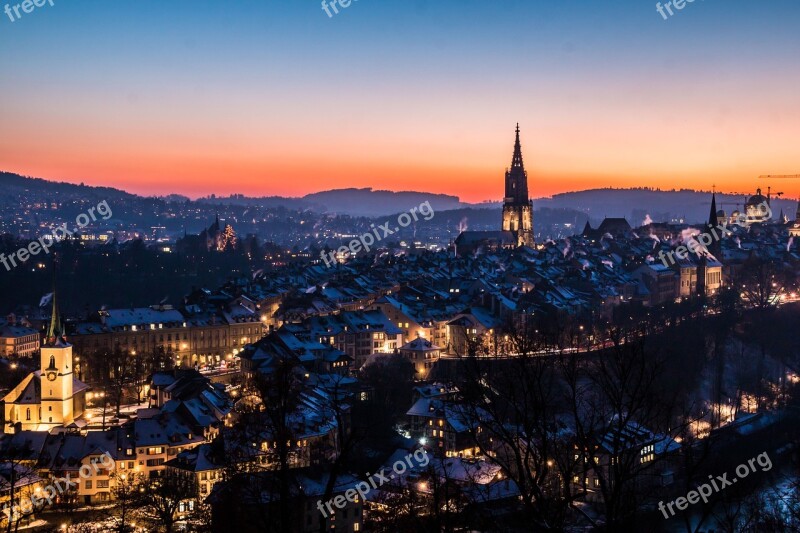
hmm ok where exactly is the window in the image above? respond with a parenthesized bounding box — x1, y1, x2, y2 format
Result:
(26, 408, 30, 421)
(85, 481, 92, 489)
(97, 480, 109, 489)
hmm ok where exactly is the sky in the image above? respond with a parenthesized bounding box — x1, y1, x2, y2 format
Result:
(1, 0, 799, 203)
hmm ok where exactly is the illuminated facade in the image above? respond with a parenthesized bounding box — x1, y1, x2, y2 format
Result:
(501, 124, 535, 248)
(3, 293, 88, 433)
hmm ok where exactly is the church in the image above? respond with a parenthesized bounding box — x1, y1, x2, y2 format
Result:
(455, 124, 535, 256)
(3, 293, 89, 433)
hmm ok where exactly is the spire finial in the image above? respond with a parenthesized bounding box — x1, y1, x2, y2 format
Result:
(510, 123, 523, 169)
(46, 259, 64, 345)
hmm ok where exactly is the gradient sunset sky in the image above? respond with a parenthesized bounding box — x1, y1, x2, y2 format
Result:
(1, 0, 799, 203)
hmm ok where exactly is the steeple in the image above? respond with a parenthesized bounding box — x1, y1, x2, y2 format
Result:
(511, 123, 524, 170)
(505, 124, 529, 203)
(708, 189, 719, 228)
(46, 286, 64, 346)
(707, 190, 722, 260)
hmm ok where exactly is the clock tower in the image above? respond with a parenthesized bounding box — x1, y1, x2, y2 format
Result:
(3, 286, 88, 433)
(39, 290, 75, 426)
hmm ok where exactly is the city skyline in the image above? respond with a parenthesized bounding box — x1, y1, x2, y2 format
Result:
(1, 1, 799, 202)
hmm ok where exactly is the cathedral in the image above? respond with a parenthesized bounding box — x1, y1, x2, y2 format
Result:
(3, 292, 89, 433)
(454, 124, 534, 256)
(501, 124, 535, 247)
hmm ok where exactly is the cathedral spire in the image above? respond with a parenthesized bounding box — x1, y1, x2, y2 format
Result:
(505, 123, 528, 202)
(511, 123, 524, 170)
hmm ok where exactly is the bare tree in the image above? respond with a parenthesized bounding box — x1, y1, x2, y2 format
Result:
(109, 470, 145, 533)
(139, 472, 196, 533)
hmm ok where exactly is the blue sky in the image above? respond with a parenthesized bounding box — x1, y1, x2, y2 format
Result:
(1, 1, 799, 200)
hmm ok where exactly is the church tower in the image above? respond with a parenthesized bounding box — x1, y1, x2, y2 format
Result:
(501, 124, 534, 247)
(707, 191, 722, 260)
(40, 289, 75, 426)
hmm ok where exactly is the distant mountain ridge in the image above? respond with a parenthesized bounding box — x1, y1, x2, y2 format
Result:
(1, 171, 796, 223)
(195, 188, 467, 216)
(537, 187, 799, 226)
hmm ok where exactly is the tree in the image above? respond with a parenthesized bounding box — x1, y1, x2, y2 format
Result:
(140, 473, 196, 533)
(359, 354, 415, 435)
(109, 471, 145, 533)
(560, 324, 692, 530)
(0, 438, 34, 533)
(456, 314, 578, 530)
(107, 345, 134, 416)
(218, 358, 306, 533)
(737, 255, 787, 312)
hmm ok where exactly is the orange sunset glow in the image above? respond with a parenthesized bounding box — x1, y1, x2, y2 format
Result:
(1, 1, 799, 202)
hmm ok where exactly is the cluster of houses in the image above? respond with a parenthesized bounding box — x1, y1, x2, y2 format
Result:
(1, 193, 799, 529)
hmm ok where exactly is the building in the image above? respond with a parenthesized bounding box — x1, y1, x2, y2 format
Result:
(742, 188, 773, 226)
(208, 469, 364, 533)
(406, 395, 487, 458)
(572, 421, 679, 503)
(790, 198, 800, 237)
(582, 218, 634, 240)
(68, 302, 266, 369)
(303, 310, 402, 369)
(0, 462, 45, 517)
(453, 231, 516, 257)
(0, 315, 40, 357)
(455, 124, 534, 255)
(633, 264, 676, 306)
(398, 336, 441, 380)
(501, 124, 535, 248)
(3, 296, 89, 433)
(164, 444, 224, 510)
